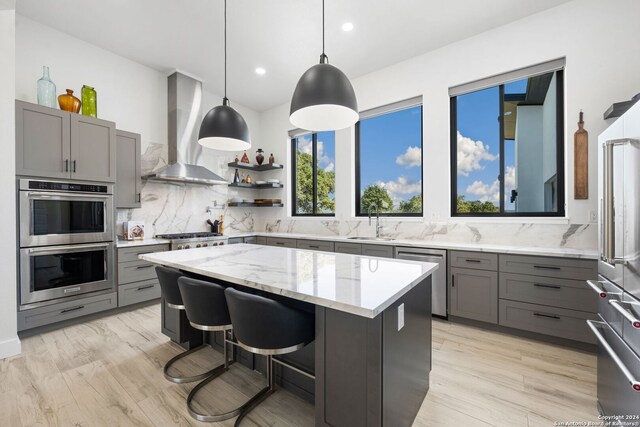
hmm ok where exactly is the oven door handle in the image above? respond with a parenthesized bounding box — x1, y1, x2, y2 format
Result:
(26, 191, 111, 200)
(587, 320, 640, 392)
(27, 243, 110, 255)
(609, 300, 640, 329)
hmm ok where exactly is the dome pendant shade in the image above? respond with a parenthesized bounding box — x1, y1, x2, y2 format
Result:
(198, 99, 251, 151)
(290, 62, 358, 131)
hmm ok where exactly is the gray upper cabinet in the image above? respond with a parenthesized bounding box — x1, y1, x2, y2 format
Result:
(450, 267, 498, 324)
(70, 114, 116, 182)
(16, 100, 71, 179)
(115, 130, 141, 208)
(15, 100, 116, 183)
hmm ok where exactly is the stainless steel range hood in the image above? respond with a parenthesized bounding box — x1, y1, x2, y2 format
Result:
(144, 72, 227, 185)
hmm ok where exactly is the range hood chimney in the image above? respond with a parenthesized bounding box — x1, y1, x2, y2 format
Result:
(144, 72, 227, 185)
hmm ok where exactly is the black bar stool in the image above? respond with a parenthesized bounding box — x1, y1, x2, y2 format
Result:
(178, 276, 246, 422)
(224, 287, 315, 426)
(156, 266, 219, 384)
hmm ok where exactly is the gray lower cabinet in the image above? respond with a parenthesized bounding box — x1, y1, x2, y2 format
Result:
(227, 237, 244, 244)
(243, 236, 258, 244)
(17, 292, 118, 331)
(296, 239, 335, 252)
(499, 254, 597, 281)
(266, 237, 297, 248)
(450, 267, 498, 324)
(115, 129, 141, 208)
(499, 300, 597, 343)
(361, 244, 394, 258)
(117, 244, 169, 308)
(16, 100, 116, 182)
(334, 242, 362, 255)
(255, 236, 267, 245)
(450, 250, 498, 271)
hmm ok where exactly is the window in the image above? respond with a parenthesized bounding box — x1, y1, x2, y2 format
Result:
(355, 100, 423, 216)
(450, 62, 564, 216)
(291, 131, 335, 216)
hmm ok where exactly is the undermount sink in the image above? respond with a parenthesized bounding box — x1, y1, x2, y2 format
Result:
(347, 236, 395, 241)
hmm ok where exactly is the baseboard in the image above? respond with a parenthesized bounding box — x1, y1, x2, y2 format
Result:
(0, 336, 21, 359)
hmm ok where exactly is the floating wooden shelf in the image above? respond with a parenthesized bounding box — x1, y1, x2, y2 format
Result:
(227, 202, 284, 207)
(228, 162, 283, 171)
(228, 182, 283, 189)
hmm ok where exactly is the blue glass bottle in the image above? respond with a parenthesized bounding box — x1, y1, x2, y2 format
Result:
(37, 66, 56, 108)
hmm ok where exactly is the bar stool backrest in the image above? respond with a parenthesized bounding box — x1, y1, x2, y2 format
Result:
(156, 266, 184, 307)
(178, 277, 231, 328)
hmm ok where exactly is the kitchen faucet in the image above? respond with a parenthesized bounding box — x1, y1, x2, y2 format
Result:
(368, 203, 382, 238)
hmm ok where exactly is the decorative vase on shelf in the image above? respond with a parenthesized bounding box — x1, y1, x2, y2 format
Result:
(58, 89, 81, 113)
(233, 169, 240, 183)
(255, 148, 265, 165)
(269, 153, 275, 164)
(37, 66, 57, 108)
(81, 85, 97, 117)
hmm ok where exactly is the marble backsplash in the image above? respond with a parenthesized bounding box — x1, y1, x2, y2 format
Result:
(116, 142, 255, 238)
(255, 217, 597, 250)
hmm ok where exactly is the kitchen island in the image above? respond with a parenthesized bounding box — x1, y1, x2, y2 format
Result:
(141, 243, 438, 427)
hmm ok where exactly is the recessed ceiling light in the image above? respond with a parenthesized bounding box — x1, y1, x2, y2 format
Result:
(341, 22, 354, 32)
(255, 67, 266, 75)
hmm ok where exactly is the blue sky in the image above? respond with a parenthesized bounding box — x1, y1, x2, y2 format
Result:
(359, 106, 422, 209)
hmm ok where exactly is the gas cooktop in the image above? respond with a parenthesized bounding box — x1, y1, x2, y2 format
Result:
(155, 232, 223, 239)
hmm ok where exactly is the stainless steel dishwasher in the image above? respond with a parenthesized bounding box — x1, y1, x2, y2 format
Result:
(395, 247, 447, 318)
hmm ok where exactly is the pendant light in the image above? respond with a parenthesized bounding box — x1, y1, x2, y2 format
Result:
(199, 0, 251, 151)
(289, 0, 358, 131)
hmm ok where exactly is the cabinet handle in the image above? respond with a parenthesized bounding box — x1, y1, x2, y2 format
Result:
(136, 265, 154, 270)
(533, 265, 560, 271)
(451, 274, 455, 287)
(276, 242, 284, 245)
(533, 283, 561, 290)
(136, 284, 155, 291)
(465, 259, 481, 263)
(64, 159, 69, 172)
(137, 193, 141, 203)
(72, 160, 77, 173)
(61, 305, 85, 314)
(309, 245, 320, 249)
(533, 312, 561, 320)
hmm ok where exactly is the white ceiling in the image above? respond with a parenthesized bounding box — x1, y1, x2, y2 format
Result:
(17, 0, 571, 112)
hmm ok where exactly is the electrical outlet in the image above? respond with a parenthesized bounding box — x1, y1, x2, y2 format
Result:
(588, 210, 597, 223)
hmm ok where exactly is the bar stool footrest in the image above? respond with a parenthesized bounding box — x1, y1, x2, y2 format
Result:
(163, 345, 220, 384)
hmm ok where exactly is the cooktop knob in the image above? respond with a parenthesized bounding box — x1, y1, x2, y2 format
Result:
(177, 245, 183, 250)
(185, 244, 191, 249)
(202, 243, 209, 247)
(196, 244, 201, 248)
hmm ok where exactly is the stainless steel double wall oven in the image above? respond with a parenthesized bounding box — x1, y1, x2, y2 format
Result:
(18, 178, 115, 308)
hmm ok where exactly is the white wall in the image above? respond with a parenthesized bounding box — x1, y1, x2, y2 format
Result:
(0, 3, 21, 359)
(258, 0, 640, 235)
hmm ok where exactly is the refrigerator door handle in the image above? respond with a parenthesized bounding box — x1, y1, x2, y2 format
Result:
(609, 300, 640, 329)
(586, 280, 610, 298)
(587, 320, 640, 392)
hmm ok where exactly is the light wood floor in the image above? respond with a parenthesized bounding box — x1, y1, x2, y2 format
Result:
(0, 304, 599, 426)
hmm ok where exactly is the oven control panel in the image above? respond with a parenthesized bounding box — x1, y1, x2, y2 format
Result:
(27, 180, 108, 193)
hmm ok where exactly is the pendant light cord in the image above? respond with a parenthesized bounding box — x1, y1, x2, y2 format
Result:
(224, 0, 227, 100)
(320, 0, 328, 63)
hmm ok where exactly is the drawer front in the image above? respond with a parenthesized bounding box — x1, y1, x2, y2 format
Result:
(361, 244, 394, 259)
(499, 255, 597, 280)
(334, 242, 362, 255)
(296, 239, 335, 252)
(18, 292, 117, 331)
(118, 259, 158, 285)
(118, 279, 161, 307)
(266, 237, 297, 248)
(118, 244, 169, 263)
(450, 267, 498, 324)
(450, 251, 498, 271)
(499, 300, 597, 343)
(499, 273, 597, 313)
(244, 236, 258, 244)
(227, 237, 243, 244)
(255, 236, 267, 245)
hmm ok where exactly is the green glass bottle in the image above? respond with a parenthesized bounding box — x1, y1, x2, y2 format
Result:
(81, 85, 97, 117)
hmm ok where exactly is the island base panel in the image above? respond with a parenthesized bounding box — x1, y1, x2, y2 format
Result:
(316, 277, 432, 427)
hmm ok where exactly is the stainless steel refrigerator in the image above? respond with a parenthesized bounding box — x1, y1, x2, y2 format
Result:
(589, 105, 640, 416)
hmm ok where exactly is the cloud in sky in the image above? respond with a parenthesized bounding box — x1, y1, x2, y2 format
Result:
(465, 165, 515, 204)
(395, 146, 422, 168)
(375, 176, 422, 207)
(297, 136, 335, 172)
(457, 131, 497, 176)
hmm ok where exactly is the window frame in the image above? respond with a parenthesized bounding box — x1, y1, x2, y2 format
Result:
(290, 132, 335, 217)
(355, 103, 424, 217)
(450, 69, 565, 218)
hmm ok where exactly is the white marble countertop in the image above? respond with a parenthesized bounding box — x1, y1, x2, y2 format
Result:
(227, 232, 598, 260)
(141, 243, 438, 318)
(116, 238, 171, 248)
